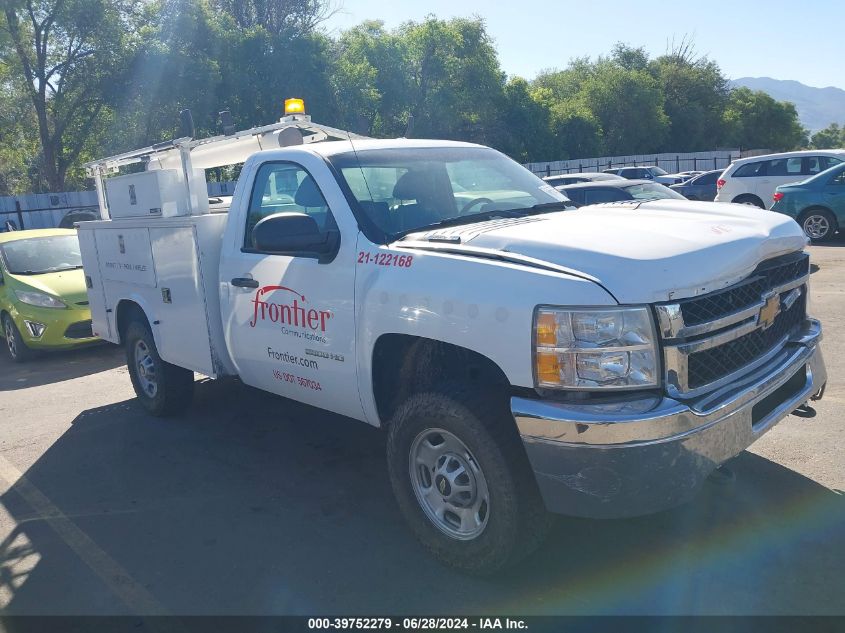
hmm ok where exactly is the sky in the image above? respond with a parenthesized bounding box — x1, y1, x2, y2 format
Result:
(323, 0, 845, 90)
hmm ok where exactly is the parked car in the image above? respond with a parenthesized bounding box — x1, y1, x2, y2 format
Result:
(670, 169, 724, 201)
(542, 172, 624, 187)
(0, 228, 98, 362)
(714, 150, 845, 209)
(674, 170, 706, 182)
(602, 166, 683, 184)
(771, 162, 845, 242)
(558, 179, 688, 205)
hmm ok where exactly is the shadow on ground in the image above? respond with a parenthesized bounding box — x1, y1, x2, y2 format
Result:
(0, 344, 123, 391)
(1, 378, 843, 615)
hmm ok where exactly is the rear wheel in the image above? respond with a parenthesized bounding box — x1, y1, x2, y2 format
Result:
(3, 314, 33, 363)
(800, 209, 837, 242)
(386, 386, 551, 576)
(733, 194, 765, 208)
(125, 319, 194, 416)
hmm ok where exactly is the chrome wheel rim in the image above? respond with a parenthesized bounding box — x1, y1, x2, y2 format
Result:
(409, 428, 490, 541)
(4, 319, 16, 359)
(134, 340, 158, 398)
(803, 215, 830, 240)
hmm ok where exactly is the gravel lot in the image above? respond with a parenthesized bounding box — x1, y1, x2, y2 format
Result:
(0, 243, 843, 616)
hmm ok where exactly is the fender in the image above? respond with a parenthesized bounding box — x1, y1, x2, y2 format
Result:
(354, 235, 618, 426)
(114, 294, 165, 356)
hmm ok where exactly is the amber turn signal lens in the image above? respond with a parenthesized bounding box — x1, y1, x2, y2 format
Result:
(536, 351, 561, 386)
(536, 312, 558, 346)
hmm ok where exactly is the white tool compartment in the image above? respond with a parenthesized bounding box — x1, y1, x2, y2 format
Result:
(105, 169, 209, 219)
(77, 214, 230, 378)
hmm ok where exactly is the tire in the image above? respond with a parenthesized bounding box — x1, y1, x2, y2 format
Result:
(800, 208, 837, 243)
(733, 195, 765, 209)
(3, 314, 33, 363)
(386, 385, 552, 576)
(125, 319, 194, 416)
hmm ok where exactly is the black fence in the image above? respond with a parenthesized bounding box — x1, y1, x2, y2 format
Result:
(529, 153, 740, 178)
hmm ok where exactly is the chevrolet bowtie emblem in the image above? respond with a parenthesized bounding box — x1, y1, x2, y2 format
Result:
(758, 292, 781, 330)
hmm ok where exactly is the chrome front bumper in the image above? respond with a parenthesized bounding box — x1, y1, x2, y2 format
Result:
(512, 319, 826, 518)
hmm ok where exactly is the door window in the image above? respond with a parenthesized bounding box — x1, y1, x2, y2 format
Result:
(819, 156, 844, 172)
(734, 161, 767, 177)
(767, 158, 802, 177)
(243, 162, 335, 250)
(829, 170, 845, 186)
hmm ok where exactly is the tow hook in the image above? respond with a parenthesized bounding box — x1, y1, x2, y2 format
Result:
(792, 403, 816, 418)
(811, 384, 826, 401)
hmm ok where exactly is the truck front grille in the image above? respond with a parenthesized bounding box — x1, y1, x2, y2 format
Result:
(656, 252, 810, 398)
(680, 253, 809, 326)
(687, 292, 806, 389)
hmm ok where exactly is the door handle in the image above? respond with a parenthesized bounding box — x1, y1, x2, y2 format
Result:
(231, 277, 259, 288)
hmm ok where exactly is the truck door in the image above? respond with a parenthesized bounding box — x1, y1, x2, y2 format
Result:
(219, 157, 365, 421)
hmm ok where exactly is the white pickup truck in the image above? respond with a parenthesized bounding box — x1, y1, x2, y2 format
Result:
(77, 105, 827, 575)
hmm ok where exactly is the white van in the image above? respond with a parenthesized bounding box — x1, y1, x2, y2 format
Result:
(715, 149, 845, 209)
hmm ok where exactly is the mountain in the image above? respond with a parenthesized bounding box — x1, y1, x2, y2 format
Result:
(730, 77, 845, 132)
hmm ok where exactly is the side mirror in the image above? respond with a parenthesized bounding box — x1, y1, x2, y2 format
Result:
(252, 212, 339, 262)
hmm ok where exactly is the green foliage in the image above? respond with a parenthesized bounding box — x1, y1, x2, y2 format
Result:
(1, 0, 143, 191)
(722, 87, 808, 151)
(648, 53, 728, 151)
(810, 123, 845, 149)
(0, 7, 816, 194)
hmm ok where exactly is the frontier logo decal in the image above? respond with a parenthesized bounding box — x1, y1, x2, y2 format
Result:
(249, 285, 332, 333)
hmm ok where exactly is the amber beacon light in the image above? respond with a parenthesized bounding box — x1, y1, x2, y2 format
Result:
(284, 98, 306, 115)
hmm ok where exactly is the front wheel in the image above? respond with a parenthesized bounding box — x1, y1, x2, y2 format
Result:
(801, 209, 837, 242)
(3, 314, 33, 363)
(125, 319, 194, 416)
(386, 387, 551, 575)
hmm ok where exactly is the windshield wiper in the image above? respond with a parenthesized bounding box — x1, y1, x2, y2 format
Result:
(520, 201, 577, 214)
(396, 208, 528, 239)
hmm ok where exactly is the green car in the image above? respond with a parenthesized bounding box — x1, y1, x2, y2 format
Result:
(771, 162, 845, 242)
(0, 228, 98, 362)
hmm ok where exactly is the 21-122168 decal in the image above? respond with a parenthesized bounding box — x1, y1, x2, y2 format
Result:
(357, 251, 413, 267)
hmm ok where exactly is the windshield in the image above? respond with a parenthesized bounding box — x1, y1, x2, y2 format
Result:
(0, 235, 83, 274)
(624, 182, 687, 201)
(329, 147, 571, 240)
(650, 166, 669, 176)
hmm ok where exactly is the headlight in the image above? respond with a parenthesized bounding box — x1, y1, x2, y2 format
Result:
(534, 306, 659, 390)
(15, 289, 67, 309)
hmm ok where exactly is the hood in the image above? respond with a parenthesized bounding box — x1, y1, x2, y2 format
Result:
(404, 199, 808, 303)
(9, 268, 89, 305)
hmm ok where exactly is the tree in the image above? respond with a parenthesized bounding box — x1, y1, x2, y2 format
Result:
(330, 20, 410, 136)
(611, 43, 649, 72)
(494, 77, 553, 162)
(810, 123, 844, 149)
(722, 87, 807, 151)
(208, 0, 336, 37)
(649, 48, 729, 151)
(1, 0, 140, 191)
(579, 61, 669, 155)
(398, 17, 506, 144)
